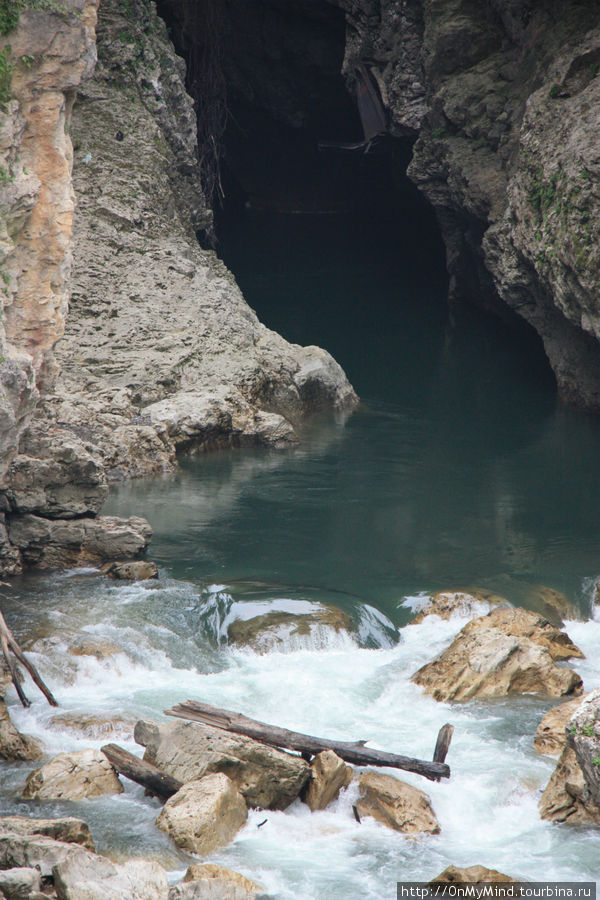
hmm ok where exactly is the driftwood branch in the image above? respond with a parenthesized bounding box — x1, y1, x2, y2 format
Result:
(165, 700, 451, 781)
(101, 743, 183, 800)
(0, 611, 58, 708)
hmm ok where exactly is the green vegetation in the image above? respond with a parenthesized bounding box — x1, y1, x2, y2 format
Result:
(0, 45, 12, 107)
(581, 724, 595, 737)
(593, 757, 600, 767)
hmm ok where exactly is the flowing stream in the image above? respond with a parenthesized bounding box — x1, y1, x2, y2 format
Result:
(3, 190, 600, 897)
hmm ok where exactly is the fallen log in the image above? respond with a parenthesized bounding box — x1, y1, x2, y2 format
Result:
(101, 743, 183, 800)
(165, 700, 451, 781)
(0, 610, 58, 708)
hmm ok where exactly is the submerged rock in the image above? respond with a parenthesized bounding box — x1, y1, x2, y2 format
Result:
(412, 607, 583, 702)
(431, 865, 516, 883)
(226, 604, 354, 653)
(136, 719, 309, 810)
(355, 772, 440, 835)
(534, 695, 589, 757)
(101, 559, 158, 581)
(155, 774, 247, 855)
(48, 712, 136, 742)
(410, 590, 503, 624)
(22, 749, 123, 801)
(302, 750, 353, 812)
(0, 816, 94, 851)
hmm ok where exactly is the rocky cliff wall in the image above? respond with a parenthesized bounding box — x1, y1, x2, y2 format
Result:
(340, 0, 600, 407)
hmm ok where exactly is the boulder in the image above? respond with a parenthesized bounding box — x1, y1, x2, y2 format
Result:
(0, 816, 94, 851)
(22, 749, 123, 801)
(101, 560, 158, 581)
(431, 865, 516, 883)
(567, 688, 600, 809)
(0, 867, 41, 899)
(169, 864, 260, 900)
(302, 751, 353, 812)
(155, 774, 247, 855)
(0, 700, 43, 762)
(226, 604, 353, 653)
(412, 607, 583, 702)
(0, 833, 92, 879)
(539, 745, 600, 825)
(135, 719, 309, 810)
(53, 853, 168, 900)
(520, 584, 579, 627)
(410, 590, 503, 624)
(355, 772, 440, 835)
(534, 696, 589, 756)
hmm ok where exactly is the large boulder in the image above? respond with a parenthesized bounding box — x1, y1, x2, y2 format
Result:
(101, 560, 158, 581)
(412, 607, 583, 702)
(534, 696, 589, 756)
(169, 865, 260, 900)
(155, 774, 247, 855)
(539, 745, 600, 825)
(22, 749, 123, 801)
(53, 854, 168, 900)
(0, 816, 94, 851)
(0, 833, 93, 879)
(355, 772, 440, 835)
(0, 700, 43, 762)
(0, 866, 41, 898)
(431, 865, 516, 883)
(135, 719, 309, 810)
(567, 688, 600, 810)
(302, 751, 353, 812)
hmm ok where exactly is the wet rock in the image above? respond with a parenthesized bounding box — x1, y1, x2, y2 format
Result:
(135, 719, 309, 810)
(155, 774, 247, 855)
(520, 585, 580, 627)
(302, 751, 353, 812)
(8, 514, 152, 571)
(53, 853, 168, 900)
(172, 864, 260, 900)
(567, 688, 600, 809)
(22, 749, 123, 801)
(412, 607, 583, 702)
(539, 745, 600, 825)
(69, 637, 122, 660)
(101, 560, 158, 581)
(48, 713, 136, 742)
(431, 865, 516, 883)
(355, 772, 440, 835)
(0, 816, 94, 851)
(227, 604, 353, 653)
(0, 867, 41, 899)
(0, 700, 43, 762)
(534, 696, 589, 756)
(410, 590, 504, 624)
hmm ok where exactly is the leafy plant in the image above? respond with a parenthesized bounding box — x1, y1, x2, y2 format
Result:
(581, 724, 595, 737)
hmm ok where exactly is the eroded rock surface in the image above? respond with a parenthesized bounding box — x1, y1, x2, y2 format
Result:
(155, 774, 247, 855)
(355, 771, 440, 834)
(412, 607, 583, 702)
(539, 744, 600, 825)
(567, 688, 600, 810)
(136, 719, 310, 810)
(302, 750, 353, 812)
(0, 816, 94, 851)
(22, 749, 123, 801)
(534, 696, 589, 757)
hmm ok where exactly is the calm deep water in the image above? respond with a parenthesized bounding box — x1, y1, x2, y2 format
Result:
(3, 188, 600, 897)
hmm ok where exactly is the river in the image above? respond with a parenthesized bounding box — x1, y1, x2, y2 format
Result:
(2, 187, 600, 898)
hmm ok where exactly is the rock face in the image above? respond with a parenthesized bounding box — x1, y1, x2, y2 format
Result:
(155, 774, 247, 855)
(355, 772, 440, 835)
(534, 696, 589, 757)
(302, 750, 353, 812)
(539, 744, 600, 825)
(412, 607, 583, 702)
(22, 749, 123, 801)
(135, 719, 310, 810)
(567, 688, 600, 810)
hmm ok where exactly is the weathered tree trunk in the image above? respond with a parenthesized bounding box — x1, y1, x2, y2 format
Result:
(165, 700, 452, 781)
(0, 610, 58, 708)
(432, 723, 454, 781)
(101, 743, 183, 800)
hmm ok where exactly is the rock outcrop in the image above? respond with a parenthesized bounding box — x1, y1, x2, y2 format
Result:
(0, 816, 94, 851)
(431, 865, 516, 883)
(155, 774, 248, 855)
(22, 749, 123, 801)
(177, 865, 260, 900)
(355, 771, 440, 834)
(135, 718, 310, 810)
(566, 688, 600, 810)
(412, 607, 583, 701)
(539, 744, 600, 826)
(534, 695, 589, 757)
(302, 750, 353, 812)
